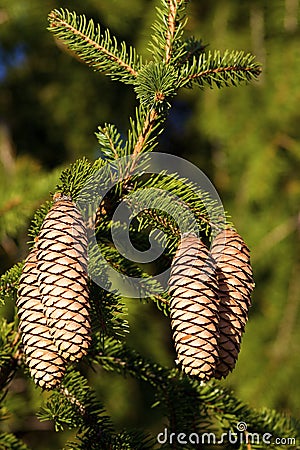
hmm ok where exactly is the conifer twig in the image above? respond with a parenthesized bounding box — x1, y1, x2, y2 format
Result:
(190, 64, 261, 79)
(101, 127, 120, 160)
(97, 349, 168, 387)
(155, 294, 170, 306)
(49, 10, 138, 78)
(165, 0, 178, 64)
(182, 64, 262, 85)
(121, 109, 159, 182)
(139, 204, 223, 236)
(60, 386, 86, 416)
(141, 208, 179, 235)
(132, 109, 158, 157)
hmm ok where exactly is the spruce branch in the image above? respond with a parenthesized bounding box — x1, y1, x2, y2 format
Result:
(165, 0, 179, 64)
(38, 371, 113, 442)
(137, 207, 179, 238)
(59, 386, 87, 417)
(179, 50, 262, 89)
(48, 9, 141, 84)
(123, 108, 159, 164)
(87, 248, 129, 339)
(56, 157, 97, 199)
(0, 433, 30, 450)
(92, 337, 169, 388)
(42, 371, 155, 449)
(96, 108, 161, 170)
(132, 108, 159, 157)
(95, 124, 125, 161)
(134, 62, 178, 113)
(120, 107, 162, 183)
(128, 172, 229, 238)
(149, 0, 189, 63)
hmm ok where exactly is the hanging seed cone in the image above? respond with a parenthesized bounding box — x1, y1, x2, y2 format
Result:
(168, 234, 220, 381)
(36, 193, 91, 362)
(211, 228, 255, 379)
(17, 247, 66, 389)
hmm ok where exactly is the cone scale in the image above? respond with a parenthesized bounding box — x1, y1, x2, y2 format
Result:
(168, 234, 220, 381)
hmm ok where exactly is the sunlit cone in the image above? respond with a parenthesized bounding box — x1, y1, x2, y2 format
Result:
(17, 247, 65, 389)
(168, 234, 220, 381)
(211, 228, 255, 379)
(36, 193, 91, 362)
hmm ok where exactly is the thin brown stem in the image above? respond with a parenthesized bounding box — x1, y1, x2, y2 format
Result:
(132, 109, 158, 157)
(121, 109, 159, 182)
(165, 0, 177, 64)
(155, 294, 170, 306)
(93, 106, 168, 227)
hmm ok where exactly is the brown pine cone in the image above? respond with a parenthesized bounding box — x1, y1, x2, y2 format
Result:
(36, 194, 91, 362)
(168, 234, 220, 381)
(211, 228, 254, 379)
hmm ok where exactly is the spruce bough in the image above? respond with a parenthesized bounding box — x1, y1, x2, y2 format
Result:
(0, 1, 299, 449)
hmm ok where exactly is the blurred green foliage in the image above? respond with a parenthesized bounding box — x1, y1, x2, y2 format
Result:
(0, 0, 299, 447)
